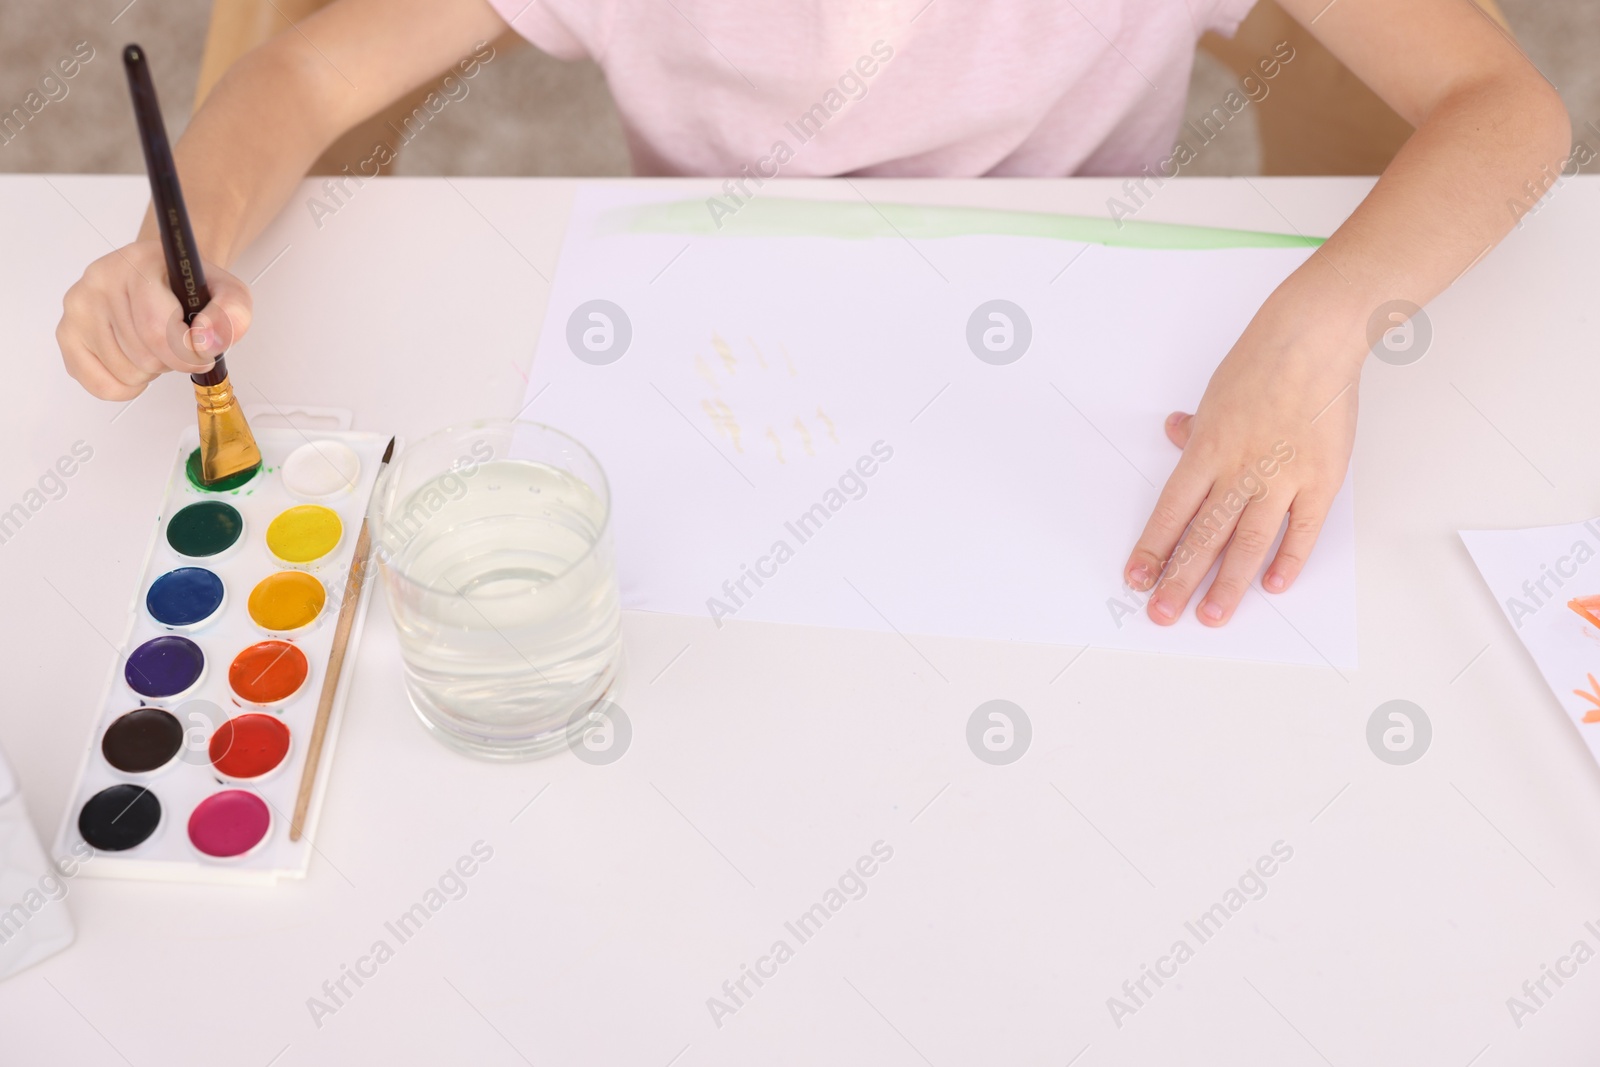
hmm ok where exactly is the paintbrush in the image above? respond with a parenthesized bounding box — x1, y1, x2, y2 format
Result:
(123, 44, 262, 486)
(290, 437, 394, 842)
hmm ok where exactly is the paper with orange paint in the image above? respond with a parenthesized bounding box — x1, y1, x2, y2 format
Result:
(1462, 516, 1600, 753)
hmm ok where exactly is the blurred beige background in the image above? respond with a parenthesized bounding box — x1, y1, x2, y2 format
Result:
(1, 0, 1594, 180)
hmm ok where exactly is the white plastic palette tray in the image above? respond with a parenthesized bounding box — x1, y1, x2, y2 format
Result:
(52, 426, 389, 885)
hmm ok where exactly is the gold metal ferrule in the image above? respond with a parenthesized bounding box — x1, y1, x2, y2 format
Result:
(194, 378, 262, 484)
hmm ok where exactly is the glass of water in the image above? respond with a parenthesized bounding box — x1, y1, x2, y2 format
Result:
(369, 419, 623, 760)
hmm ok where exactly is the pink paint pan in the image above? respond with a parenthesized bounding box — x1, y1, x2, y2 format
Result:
(187, 790, 272, 860)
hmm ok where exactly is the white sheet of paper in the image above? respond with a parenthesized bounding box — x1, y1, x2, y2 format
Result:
(523, 186, 1357, 668)
(1462, 518, 1600, 760)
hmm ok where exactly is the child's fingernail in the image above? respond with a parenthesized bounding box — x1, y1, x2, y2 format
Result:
(1265, 572, 1285, 592)
(1152, 599, 1175, 620)
(1129, 565, 1151, 589)
(1200, 601, 1223, 622)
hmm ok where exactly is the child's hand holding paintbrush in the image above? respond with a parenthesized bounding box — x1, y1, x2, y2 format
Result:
(56, 51, 254, 410)
(58, 239, 250, 402)
(67, 45, 262, 486)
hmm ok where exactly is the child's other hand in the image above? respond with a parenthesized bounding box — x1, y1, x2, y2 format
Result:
(1122, 315, 1360, 626)
(57, 240, 252, 400)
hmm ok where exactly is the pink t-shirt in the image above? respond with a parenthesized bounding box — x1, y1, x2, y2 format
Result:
(488, 0, 1256, 177)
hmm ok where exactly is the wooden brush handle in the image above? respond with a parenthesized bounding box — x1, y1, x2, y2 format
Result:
(289, 517, 373, 842)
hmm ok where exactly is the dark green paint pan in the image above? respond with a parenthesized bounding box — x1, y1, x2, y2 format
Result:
(166, 500, 244, 558)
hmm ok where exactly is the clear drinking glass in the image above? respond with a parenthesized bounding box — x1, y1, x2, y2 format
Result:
(369, 419, 623, 760)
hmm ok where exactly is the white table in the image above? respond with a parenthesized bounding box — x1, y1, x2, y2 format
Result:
(2, 175, 1598, 1065)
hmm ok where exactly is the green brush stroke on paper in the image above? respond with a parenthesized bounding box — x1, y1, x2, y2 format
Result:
(599, 197, 1326, 250)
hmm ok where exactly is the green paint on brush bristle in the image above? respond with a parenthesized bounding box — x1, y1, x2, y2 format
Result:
(185, 447, 261, 493)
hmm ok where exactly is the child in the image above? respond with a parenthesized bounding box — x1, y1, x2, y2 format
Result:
(56, 0, 1570, 627)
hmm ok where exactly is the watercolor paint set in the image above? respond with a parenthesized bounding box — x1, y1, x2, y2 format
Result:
(52, 426, 390, 885)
